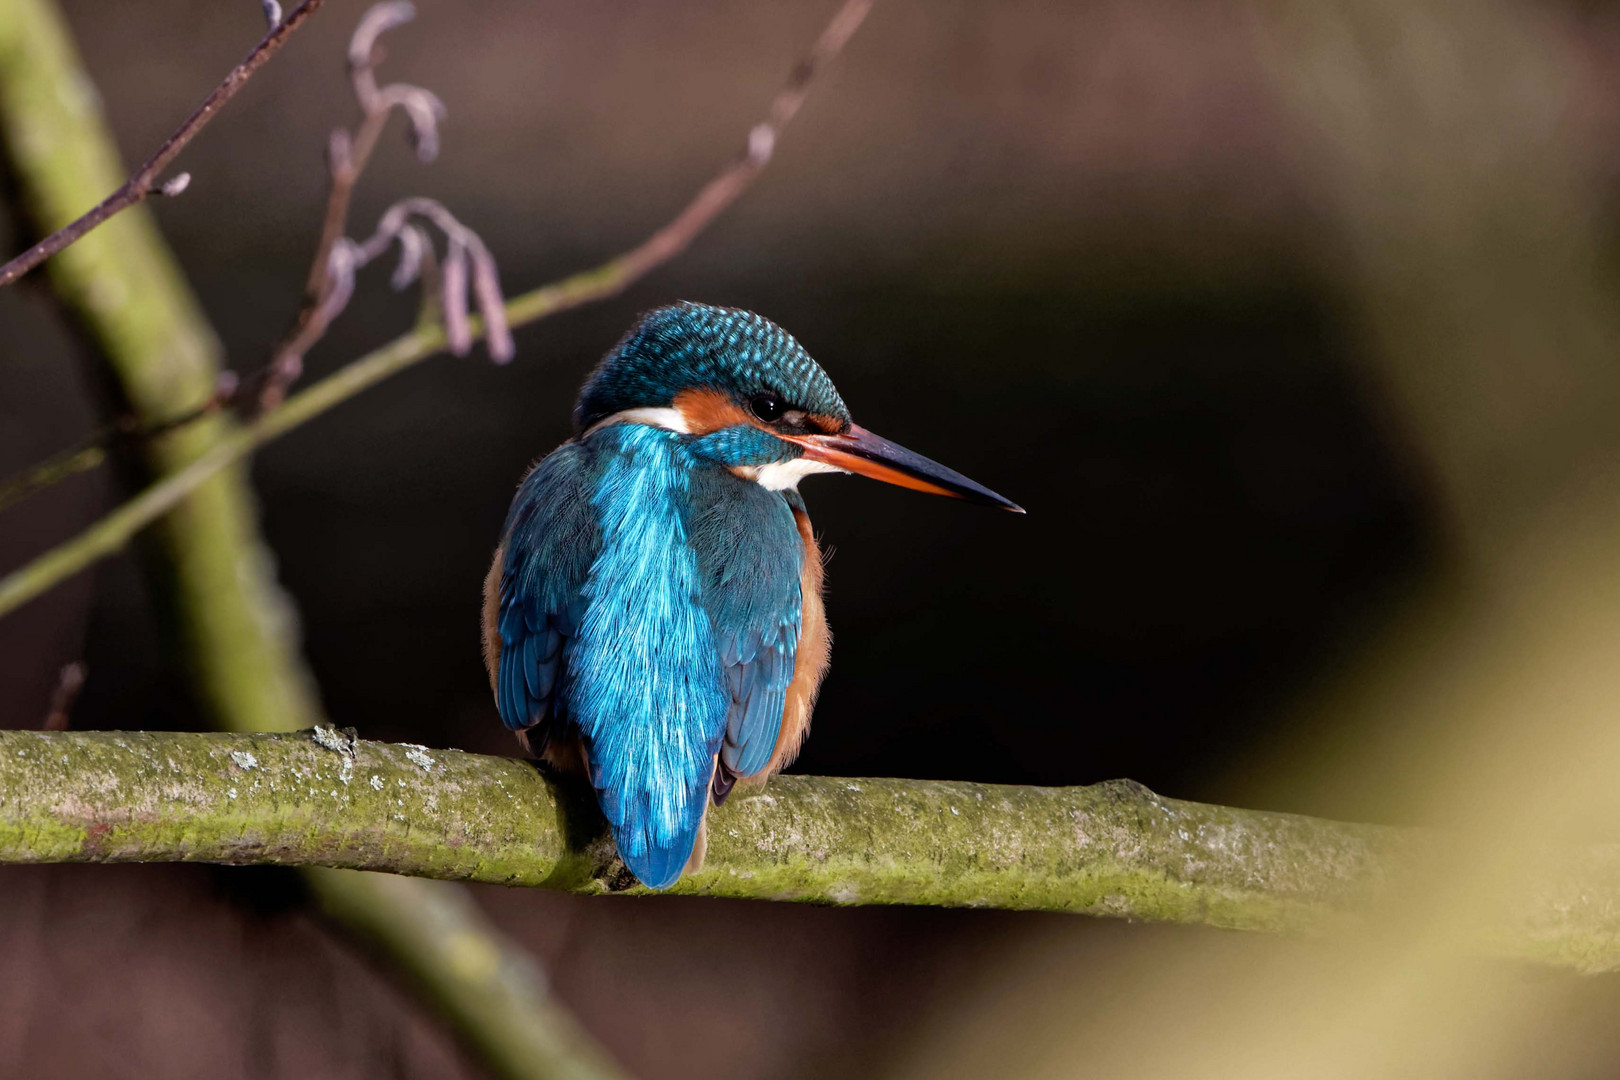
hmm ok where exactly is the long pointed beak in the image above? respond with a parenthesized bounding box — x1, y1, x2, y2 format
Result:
(786, 424, 1024, 512)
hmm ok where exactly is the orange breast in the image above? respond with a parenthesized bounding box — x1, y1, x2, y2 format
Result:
(766, 507, 830, 776)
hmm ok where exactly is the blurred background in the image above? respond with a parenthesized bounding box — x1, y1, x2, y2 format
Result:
(4, 0, 1620, 1076)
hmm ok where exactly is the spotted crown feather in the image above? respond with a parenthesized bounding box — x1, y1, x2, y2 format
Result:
(575, 302, 850, 431)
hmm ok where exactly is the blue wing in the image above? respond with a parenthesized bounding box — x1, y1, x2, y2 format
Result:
(686, 469, 804, 787)
(495, 441, 603, 748)
(567, 425, 729, 889)
(497, 427, 804, 888)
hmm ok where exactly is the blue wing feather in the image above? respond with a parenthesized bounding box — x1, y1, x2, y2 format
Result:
(568, 425, 728, 889)
(685, 468, 804, 781)
(495, 442, 602, 744)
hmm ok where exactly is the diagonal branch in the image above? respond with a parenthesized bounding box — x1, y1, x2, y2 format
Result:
(0, 0, 328, 287)
(1, 728, 1616, 974)
(0, 0, 874, 618)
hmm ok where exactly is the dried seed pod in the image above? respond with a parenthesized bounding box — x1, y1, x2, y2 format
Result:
(389, 85, 448, 163)
(440, 237, 472, 356)
(349, 2, 416, 84)
(390, 224, 430, 290)
(469, 242, 514, 363)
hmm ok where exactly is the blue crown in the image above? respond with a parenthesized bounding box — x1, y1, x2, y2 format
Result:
(575, 302, 851, 432)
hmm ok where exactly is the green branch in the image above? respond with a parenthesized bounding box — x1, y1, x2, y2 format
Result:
(309, 868, 625, 1080)
(3, 729, 1617, 974)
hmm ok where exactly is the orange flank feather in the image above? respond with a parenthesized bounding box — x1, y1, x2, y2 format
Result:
(768, 507, 830, 776)
(672, 387, 754, 435)
(480, 542, 504, 693)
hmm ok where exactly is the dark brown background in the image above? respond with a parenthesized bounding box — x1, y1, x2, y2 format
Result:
(3, 1, 1618, 1077)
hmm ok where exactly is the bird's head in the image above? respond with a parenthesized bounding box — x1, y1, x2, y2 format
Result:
(575, 302, 1022, 511)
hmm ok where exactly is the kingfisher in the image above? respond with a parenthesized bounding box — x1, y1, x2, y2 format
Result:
(482, 303, 1021, 888)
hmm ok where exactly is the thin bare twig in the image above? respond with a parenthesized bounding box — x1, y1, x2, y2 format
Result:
(259, 194, 515, 410)
(304, 2, 445, 304)
(0, 0, 873, 618)
(0, 0, 327, 287)
(581, 0, 873, 291)
(0, 372, 238, 516)
(350, 196, 513, 360)
(250, 0, 467, 409)
(0, 445, 105, 516)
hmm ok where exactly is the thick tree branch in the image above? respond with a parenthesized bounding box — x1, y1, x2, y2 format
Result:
(2, 729, 1616, 974)
(0, 0, 326, 287)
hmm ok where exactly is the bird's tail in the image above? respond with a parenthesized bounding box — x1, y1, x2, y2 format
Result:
(594, 769, 710, 889)
(614, 814, 704, 889)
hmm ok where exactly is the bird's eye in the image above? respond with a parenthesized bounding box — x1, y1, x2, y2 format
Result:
(750, 392, 785, 422)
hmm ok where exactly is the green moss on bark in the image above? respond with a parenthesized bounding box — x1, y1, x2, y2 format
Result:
(3, 730, 1617, 973)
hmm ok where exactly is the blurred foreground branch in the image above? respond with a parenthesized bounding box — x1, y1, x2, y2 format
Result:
(310, 868, 625, 1080)
(1, 728, 1616, 974)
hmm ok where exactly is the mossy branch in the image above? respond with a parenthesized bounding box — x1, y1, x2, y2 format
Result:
(4, 729, 1617, 974)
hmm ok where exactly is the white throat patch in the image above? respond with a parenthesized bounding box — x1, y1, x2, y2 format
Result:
(754, 457, 845, 491)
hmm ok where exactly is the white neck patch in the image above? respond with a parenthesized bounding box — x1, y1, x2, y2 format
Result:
(754, 457, 845, 491)
(583, 406, 691, 437)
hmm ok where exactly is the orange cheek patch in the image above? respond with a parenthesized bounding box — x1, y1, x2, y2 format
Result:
(673, 388, 754, 435)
